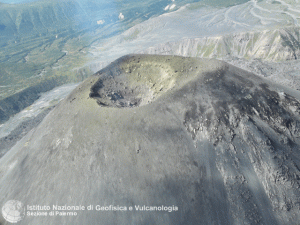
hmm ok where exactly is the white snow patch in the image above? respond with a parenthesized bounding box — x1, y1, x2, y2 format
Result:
(97, 20, 105, 25)
(164, 5, 170, 11)
(170, 4, 176, 10)
(119, 13, 125, 20)
(278, 91, 285, 97)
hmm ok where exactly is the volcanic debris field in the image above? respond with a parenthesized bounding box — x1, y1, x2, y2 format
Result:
(0, 54, 300, 224)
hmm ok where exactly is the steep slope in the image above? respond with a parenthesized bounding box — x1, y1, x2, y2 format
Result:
(140, 27, 300, 61)
(1, 0, 298, 127)
(89, 0, 300, 61)
(138, 27, 300, 91)
(0, 55, 300, 224)
(0, 0, 90, 42)
(0, 0, 226, 124)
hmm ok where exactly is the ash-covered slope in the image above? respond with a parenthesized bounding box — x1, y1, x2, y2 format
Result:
(1, 54, 300, 225)
(140, 27, 300, 62)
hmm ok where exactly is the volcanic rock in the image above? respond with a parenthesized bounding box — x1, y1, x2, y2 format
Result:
(1, 54, 300, 224)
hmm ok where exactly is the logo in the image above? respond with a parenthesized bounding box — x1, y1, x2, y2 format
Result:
(2, 200, 25, 223)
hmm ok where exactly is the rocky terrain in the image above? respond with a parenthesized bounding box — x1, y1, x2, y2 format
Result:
(1, 1, 300, 223)
(2, 0, 300, 126)
(137, 26, 300, 90)
(1, 55, 300, 224)
(140, 27, 300, 61)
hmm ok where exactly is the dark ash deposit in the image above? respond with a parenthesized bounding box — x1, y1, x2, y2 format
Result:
(1, 54, 300, 225)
